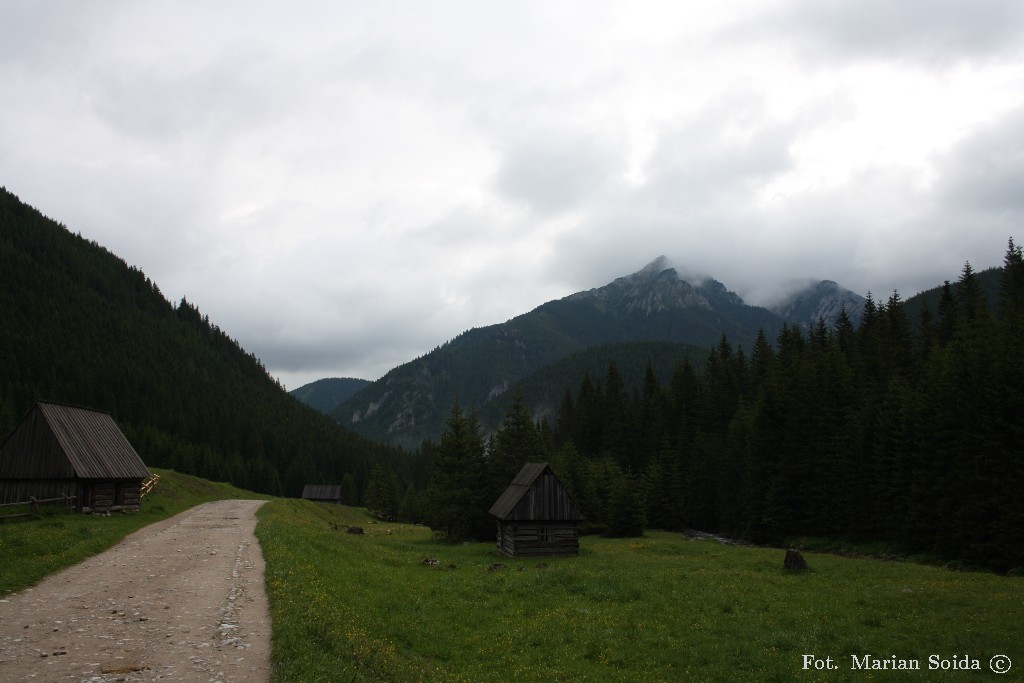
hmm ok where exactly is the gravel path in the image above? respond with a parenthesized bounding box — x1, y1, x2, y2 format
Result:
(0, 499, 272, 682)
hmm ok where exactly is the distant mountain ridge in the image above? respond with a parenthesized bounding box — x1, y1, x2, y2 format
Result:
(334, 257, 865, 447)
(290, 377, 369, 414)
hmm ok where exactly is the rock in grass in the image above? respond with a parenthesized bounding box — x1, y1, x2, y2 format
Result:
(784, 549, 810, 572)
(347, 526, 364, 535)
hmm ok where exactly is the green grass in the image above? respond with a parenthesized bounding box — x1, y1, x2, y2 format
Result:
(0, 467, 268, 595)
(257, 499, 1024, 682)
(6, 483, 1022, 681)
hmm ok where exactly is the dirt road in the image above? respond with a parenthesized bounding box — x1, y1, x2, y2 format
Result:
(0, 499, 272, 682)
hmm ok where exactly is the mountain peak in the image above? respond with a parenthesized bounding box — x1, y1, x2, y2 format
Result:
(638, 255, 672, 277)
(769, 280, 865, 330)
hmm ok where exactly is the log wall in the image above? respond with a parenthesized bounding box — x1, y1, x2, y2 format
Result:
(496, 522, 580, 557)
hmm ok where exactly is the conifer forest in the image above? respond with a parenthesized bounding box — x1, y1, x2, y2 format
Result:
(407, 247, 1024, 573)
(2, 186, 1022, 572)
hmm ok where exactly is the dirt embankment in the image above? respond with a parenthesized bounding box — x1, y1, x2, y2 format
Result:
(0, 499, 272, 682)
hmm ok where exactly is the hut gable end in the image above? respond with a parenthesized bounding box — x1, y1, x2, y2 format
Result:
(489, 463, 583, 558)
(489, 463, 582, 522)
(0, 408, 75, 479)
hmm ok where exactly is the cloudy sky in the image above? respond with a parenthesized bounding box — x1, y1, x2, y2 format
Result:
(3, 1, 1024, 387)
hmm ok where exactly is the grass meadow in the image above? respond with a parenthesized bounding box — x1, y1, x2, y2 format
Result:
(4, 479, 1022, 681)
(0, 468, 267, 595)
(256, 499, 1024, 682)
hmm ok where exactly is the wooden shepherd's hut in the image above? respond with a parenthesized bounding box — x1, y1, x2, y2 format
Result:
(0, 402, 151, 512)
(301, 484, 344, 504)
(489, 462, 583, 557)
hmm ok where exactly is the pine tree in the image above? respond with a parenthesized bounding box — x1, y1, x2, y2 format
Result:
(999, 237, 1024, 318)
(936, 280, 958, 345)
(835, 305, 856, 359)
(424, 402, 488, 541)
(365, 464, 401, 521)
(606, 470, 646, 537)
(488, 386, 543, 502)
(398, 484, 423, 524)
(749, 328, 774, 391)
(602, 363, 635, 470)
(956, 261, 988, 328)
(645, 438, 683, 531)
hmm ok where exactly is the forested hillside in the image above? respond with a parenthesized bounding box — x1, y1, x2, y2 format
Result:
(418, 248, 1024, 572)
(337, 258, 787, 448)
(0, 187, 408, 498)
(472, 340, 708, 433)
(290, 377, 370, 414)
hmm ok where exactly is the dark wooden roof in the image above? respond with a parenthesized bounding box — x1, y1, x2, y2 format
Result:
(489, 462, 583, 522)
(301, 484, 343, 501)
(0, 402, 150, 480)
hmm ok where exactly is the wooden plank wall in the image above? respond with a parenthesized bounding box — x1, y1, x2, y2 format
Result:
(120, 483, 142, 508)
(497, 522, 580, 557)
(82, 481, 142, 512)
(0, 411, 77, 479)
(508, 473, 581, 521)
(0, 478, 143, 511)
(0, 479, 79, 505)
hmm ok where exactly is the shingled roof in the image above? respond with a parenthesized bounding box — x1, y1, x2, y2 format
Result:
(489, 462, 583, 521)
(0, 402, 150, 480)
(301, 484, 343, 501)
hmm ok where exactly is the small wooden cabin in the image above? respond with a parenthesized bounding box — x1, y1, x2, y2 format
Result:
(0, 402, 151, 512)
(489, 462, 583, 557)
(301, 484, 344, 504)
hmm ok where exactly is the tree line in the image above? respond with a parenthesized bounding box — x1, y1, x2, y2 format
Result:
(410, 243, 1023, 572)
(0, 187, 410, 501)
(5, 186, 1020, 570)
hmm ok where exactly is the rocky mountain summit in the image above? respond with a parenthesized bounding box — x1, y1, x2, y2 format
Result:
(330, 258, 799, 447)
(769, 279, 865, 331)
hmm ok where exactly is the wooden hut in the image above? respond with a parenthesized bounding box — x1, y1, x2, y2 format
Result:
(0, 402, 151, 512)
(301, 484, 344, 504)
(489, 462, 583, 557)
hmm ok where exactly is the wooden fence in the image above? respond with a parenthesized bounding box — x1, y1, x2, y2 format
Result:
(0, 495, 77, 523)
(140, 473, 160, 498)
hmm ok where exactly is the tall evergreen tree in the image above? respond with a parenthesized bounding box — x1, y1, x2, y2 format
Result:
(606, 469, 646, 537)
(999, 237, 1024, 318)
(956, 261, 988, 328)
(936, 280, 958, 345)
(602, 363, 635, 470)
(424, 402, 488, 540)
(488, 385, 544, 501)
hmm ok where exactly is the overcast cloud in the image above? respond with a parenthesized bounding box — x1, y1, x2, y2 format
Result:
(3, 0, 1023, 387)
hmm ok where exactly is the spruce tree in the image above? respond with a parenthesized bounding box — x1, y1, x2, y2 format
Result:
(488, 386, 543, 502)
(936, 280, 958, 344)
(999, 237, 1024, 318)
(956, 261, 988, 328)
(424, 402, 488, 541)
(606, 470, 646, 537)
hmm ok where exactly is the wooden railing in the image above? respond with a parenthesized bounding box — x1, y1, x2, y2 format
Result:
(140, 473, 161, 498)
(0, 495, 76, 523)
